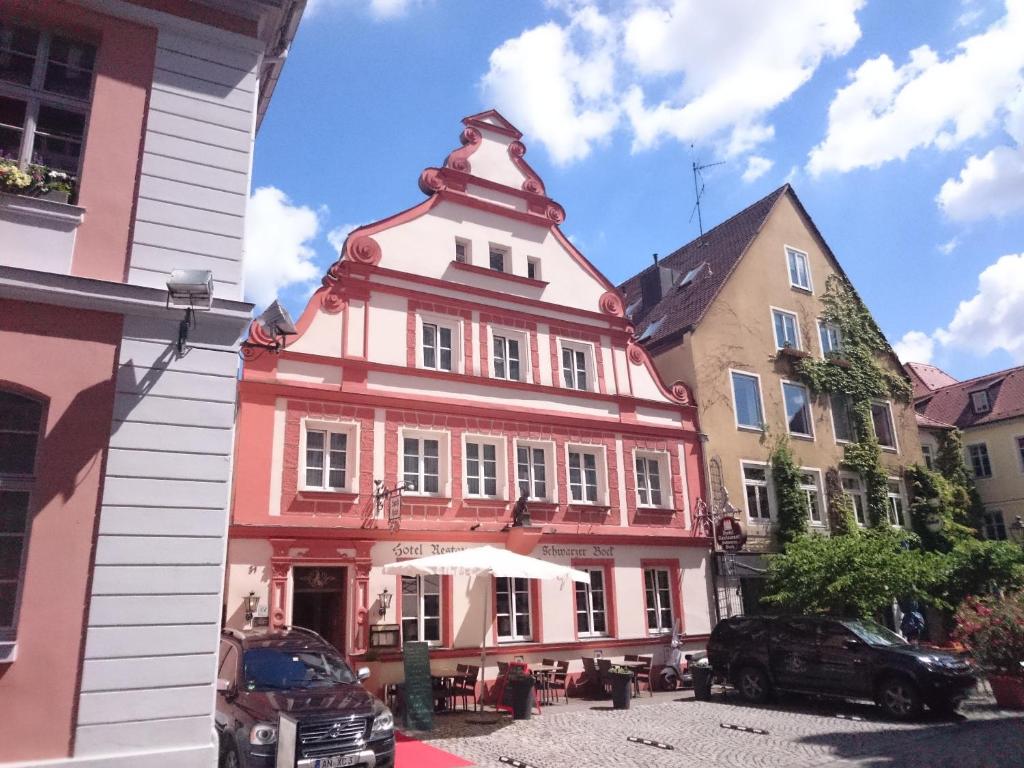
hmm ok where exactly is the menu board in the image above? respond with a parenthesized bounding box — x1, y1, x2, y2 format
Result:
(401, 641, 433, 731)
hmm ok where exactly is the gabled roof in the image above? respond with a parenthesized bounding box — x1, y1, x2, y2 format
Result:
(916, 411, 955, 430)
(618, 185, 788, 348)
(904, 362, 959, 399)
(914, 364, 1024, 429)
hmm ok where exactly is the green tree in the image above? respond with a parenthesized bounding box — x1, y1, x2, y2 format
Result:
(761, 528, 938, 617)
(770, 438, 808, 548)
(904, 464, 975, 551)
(932, 429, 987, 533)
(928, 538, 1024, 611)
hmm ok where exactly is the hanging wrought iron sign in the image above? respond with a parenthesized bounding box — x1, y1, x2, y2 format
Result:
(715, 515, 747, 552)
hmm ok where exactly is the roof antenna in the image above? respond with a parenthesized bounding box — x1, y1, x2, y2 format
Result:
(690, 144, 725, 243)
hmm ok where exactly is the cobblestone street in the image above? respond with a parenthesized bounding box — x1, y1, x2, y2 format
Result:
(412, 689, 1024, 768)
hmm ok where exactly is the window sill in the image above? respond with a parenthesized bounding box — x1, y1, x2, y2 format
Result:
(737, 425, 766, 434)
(790, 284, 813, 295)
(297, 488, 359, 498)
(450, 259, 548, 288)
(0, 191, 85, 225)
(789, 433, 815, 442)
(404, 494, 452, 502)
(637, 505, 673, 513)
(880, 446, 898, 454)
(462, 497, 509, 505)
(498, 639, 536, 645)
(568, 504, 611, 513)
(776, 347, 811, 361)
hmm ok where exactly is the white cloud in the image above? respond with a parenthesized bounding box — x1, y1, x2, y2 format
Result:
(480, 0, 863, 166)
(741, 156, 773, 183)
(244, 187, 322, 308)
(304, 0, 424, 19)
(897, 253, 1024, 366)
(893, 330, 936, 363)
(326, 223, 358, 253)
(937, 144, 1024, 220)
(938, 237, 959, 255)
(808, 0, 1024, 175)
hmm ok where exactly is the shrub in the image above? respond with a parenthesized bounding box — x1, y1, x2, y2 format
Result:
(953, 592, 1024, 677)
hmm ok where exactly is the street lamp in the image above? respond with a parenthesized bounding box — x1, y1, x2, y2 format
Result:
(1010, 515, 1024, 546)
(243, 591, 260, 624)
(377, 587, 392, 616)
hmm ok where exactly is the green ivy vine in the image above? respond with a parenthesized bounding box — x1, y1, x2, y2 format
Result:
(770, 437, 808, 548)
(796, 276, 912, 528)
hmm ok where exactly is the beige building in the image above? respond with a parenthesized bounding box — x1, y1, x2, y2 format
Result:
(908, 362, 1024, 541)
(619, 185, 922, 616)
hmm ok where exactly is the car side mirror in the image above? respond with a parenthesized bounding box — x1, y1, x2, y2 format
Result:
(217, 678, 237, 698)
(357, 666, 371, 681)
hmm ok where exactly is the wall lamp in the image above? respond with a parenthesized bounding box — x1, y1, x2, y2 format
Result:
(377, 587, 392, 617)
(240, 299, 298, 357)
(243, 590, 260, 624)
(166, 269, 214, 355)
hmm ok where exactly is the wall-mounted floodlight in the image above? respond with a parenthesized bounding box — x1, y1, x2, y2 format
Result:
(166, 270, 214, 355)
(241, 300, 298, 357)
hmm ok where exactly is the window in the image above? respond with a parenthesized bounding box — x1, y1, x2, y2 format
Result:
(970, 390, 990, 414)
(421, 321, 454, 372)
(800, 471, 823, 524)
(742, 463, 772, 520)
(575, 568, 608, 637)
(303, 427, 348, 490)
(886, 480, 905, 526)
(454, 239, 469, 264)
(495, 577, 531, 641)
(968, 443, 992, 478)
(635, 454, 665, 507)
(1017, 436, 1024, 472)
(786, 247, 812, 291)
(871, 401, 897, 450)
(561, 343, 589, 391)
(819, 321, 842, 356)
(830, 394, 855, 442)
(731, 371, 764, 430)
(401, 575, 441, 644)
(921, 444, 933, 470)
(489, 245, 507, 272)
(516, 444, 548, 500)
(0, 24, 95, 183)
(772, 309, 801, 350)
(0, 391, 43, 639)
(982, 511, 1007, 541)
(493, 335, 521, 381)
(465, 440, 498, 498)
(527, 257, 540, 280)
(842, 474, 868, 526)
(643, 568, 673, 634)
(404, 437, 440, 494)
(568, 448, 600, 503)
(782, 381, 813, 437)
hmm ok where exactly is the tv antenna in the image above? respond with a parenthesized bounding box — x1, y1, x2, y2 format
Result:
(690, 146, 724, 240)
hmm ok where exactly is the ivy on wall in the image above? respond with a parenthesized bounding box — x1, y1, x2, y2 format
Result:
(770, 437, 808, 547)
(796, 276, 912, 528)
(825, 467, 858, 535)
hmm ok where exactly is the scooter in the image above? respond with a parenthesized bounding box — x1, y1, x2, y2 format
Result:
(659, 620, 705, 690)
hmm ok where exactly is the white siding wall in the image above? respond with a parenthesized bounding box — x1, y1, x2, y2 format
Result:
(128, 30, 259, 302)
(71, 18, 262, 763)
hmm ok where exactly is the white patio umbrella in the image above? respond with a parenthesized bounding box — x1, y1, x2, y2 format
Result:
(382, 545, 590, 704)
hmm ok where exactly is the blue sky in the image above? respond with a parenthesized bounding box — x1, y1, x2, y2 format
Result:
(245, 0, 1024, 382)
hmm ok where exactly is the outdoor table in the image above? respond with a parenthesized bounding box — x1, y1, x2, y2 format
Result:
(615, 660, 648, 697)
(430, 664, 461, 712)
(530, 664, 557, 706)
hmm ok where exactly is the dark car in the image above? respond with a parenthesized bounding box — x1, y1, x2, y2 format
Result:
(707, 615, 977, 719)
(216, 627, 395, 768)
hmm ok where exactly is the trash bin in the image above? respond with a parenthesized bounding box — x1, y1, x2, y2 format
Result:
(692, 665, 713, 701)
(508, 675, 536, 720)
(609, 670, 633, 710)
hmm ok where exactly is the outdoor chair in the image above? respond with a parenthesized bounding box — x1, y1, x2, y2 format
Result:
(450, 664, 480, 711)
(597, 658, 613, 697)
(548, 659, 569, 703)
(581, 656, 601, 697)
(635, 655, 654, 696)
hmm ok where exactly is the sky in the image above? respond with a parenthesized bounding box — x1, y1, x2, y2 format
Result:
(245, 0, 1024, 382)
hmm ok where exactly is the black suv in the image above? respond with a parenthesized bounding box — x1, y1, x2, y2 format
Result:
(707, 615, 977, 719)
(216, 627, 395, 768)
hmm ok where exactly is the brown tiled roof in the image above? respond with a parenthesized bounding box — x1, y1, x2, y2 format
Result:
(916, 411, 955, 430)
(914, 365, 1024, 429)
(904, 362, 959, 399)
(617, 185, 788, 349)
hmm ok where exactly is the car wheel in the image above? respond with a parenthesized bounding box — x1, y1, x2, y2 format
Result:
(661, 669, 679, 691)
(737, 666, 770, 704)
(878, 677, 922, 720)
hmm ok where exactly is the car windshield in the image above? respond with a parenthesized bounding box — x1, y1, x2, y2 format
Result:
(843, 619, 908, 647)
(243, 648, 357, 691)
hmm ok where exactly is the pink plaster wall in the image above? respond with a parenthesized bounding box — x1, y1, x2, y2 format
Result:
(4, 0, 156, 283)
(0, 299, 121, 762)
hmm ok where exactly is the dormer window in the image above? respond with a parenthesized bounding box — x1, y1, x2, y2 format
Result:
(527, 257, 540, 280)
(970, 390, 990, 414)
(455, 238, 470, 264)
(489, 245, 508, 273)
(786, 247, 812, 292)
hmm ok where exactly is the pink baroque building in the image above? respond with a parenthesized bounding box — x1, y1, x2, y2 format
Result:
(225, 111, 714, 695)
(0, 1, 303, 765)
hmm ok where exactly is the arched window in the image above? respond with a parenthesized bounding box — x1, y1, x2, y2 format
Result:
(1, 390, 43, 638)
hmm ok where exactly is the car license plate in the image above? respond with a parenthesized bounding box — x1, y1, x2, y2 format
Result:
(313, 755, 360, 768)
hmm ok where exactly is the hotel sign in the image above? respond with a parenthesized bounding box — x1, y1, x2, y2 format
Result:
(540, 545, 615, 558)
(391, 542, 469, 558)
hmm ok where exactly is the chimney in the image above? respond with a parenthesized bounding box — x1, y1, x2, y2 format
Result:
(640, 254, 679, 313)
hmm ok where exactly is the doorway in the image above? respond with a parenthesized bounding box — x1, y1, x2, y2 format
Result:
(291, 567, 347, 653)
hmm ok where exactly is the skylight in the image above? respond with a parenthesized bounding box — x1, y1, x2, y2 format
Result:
(636, 316, 665, 342)
(625, 299, 642, 319)
(678, 262, 708, 289)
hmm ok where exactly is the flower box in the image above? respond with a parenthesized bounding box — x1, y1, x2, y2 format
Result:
(989, 675, 1024, 710)
(776, 346, 811, 361)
